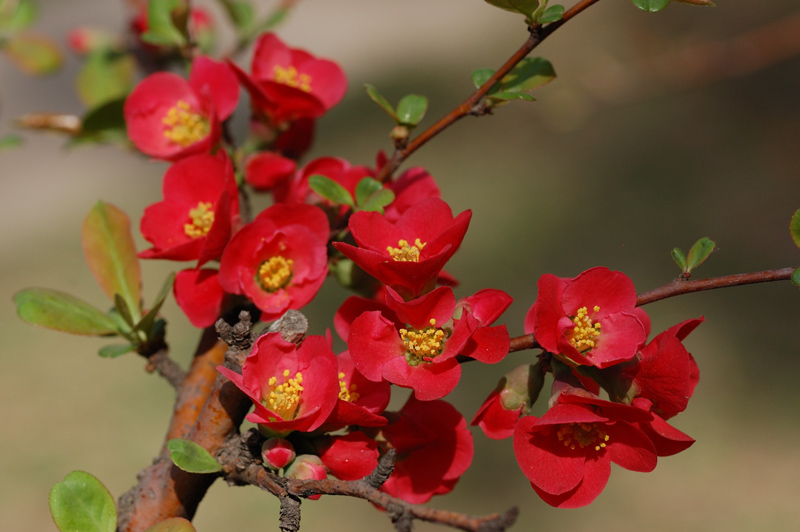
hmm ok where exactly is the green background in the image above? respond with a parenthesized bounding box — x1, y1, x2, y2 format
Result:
(2, 0, 800, 530)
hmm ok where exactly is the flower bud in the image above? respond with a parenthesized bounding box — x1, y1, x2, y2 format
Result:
(261, 438, 296, 470)
(284, 455, 327, 500)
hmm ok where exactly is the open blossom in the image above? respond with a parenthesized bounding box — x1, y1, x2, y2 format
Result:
(173, 268, 225, 328)
(139, 152, 239, 264)
(513, 389, 657, 508)
(231, 33, 347, 126)
(124, 55, 239, 161)
(218, 203, 329, 321)
(217, 332, 338, 434)
(348, 286, 511, 400)
(472, 363, 544, 440)
(524, 267, 649, 368)
(333, 198, 472, 299)
(319, 351, 391, 431)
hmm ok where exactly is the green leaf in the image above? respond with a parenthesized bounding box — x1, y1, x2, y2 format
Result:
(70, 97, 128, 146)
(489, 91, 536, 102)
(499, 57, 556, 94)
(354, 177, 384, 207)
(76, 51, 135, 108)
(396, 94, 428, 127)
(471, 68, 496, 90)
(686, 237, 716, 272)
(539, 5, 565, 23)
(631, 0, 671, 12)
(82, 201, 142, 323)
(13, 288, 118, 336)
(1, 33, 62, 76)
(359, 188, 395, 213)
(141, 0, 187, 47)
(790, 209, 800, 250)
(167, 439, 223, 474)
(482, 0, 541, 20)
(218, 0, 256, 35)
(0, 0, 37, 31)
(98, 343, 135, 358)
(308, 175, 354, 207)
(792, 267, 800, 287)
(0, 134, 23, 149)
(133, 272, 175, 335)
(364, 84, 398, 121)
(114, 293, 135, 327)
(49, 471, 116, 532)
(144, 518, 197, 532)
(671, 247, 687, 271)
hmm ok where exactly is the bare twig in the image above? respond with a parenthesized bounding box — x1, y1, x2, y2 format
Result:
(144, 349, 186, 388)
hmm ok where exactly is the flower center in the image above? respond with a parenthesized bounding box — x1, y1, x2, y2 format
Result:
(400, 319, 447, 366)
(273, 65, 312, 92)
(183, 201, 215, 238)
(386, 238, 427, 262)
(265, 369, 304, 421)
(337, 372, 360, 402)
(257, 256, 294, 292)
(566, 305, 601, 353)
(557, 422, 610, 452)
(162, 100, 210, 146)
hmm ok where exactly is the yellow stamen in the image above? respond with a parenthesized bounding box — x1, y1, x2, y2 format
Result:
(566, 306, 602, 353)
(273, 65, 312, 92)
(264, 370, 304, 420)
(557, 422, 610, 452)
(183, 201, 215, 238)
(257, 256, 294, 292)
(386, 238, 427, 262)
(337, 371, 361, 402)
(400, 318, 447, 365)
(162, 100, 209, 146)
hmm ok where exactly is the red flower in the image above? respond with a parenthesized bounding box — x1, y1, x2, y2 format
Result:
(124, 55, 239, 160)
(379, 396, 473, 504)
(217, 332, 338, 434)
(472, 363, 543, 440)
(173, 268, 225, 328)
(218, 203, 329, 321)
(231, 33, 347, 126)
(274, 156, 372, 207)
(319, 351, 391, 431)
(315, 431, 379, 481)
(524, 267, 648, 368)
(384, 166, 441, 222)
(632, 397, 695, 457)
(244, 151, 297, 191)
(348, 286, 510, 401)
(333, 198, 472, 299)
(139, 152, 239, 264)
(513, 389, 657, 508)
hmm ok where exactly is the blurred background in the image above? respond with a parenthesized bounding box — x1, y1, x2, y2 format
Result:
(3, 0, 800, 530)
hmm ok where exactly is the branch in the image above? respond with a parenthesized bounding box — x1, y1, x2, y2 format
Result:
(375, 0, 603, 183)
(220, 431, 518, 532)
(143, 349, 186, 389)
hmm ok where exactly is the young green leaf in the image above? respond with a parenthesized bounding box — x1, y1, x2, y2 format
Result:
(538, 4, 565, 23)
(396, 94, 428, 127)
(141, 0, 187, 47)
(49, 471, 116, 532)
(359, 188, 395, 213)
(82, 201, 142, 322)
(671, 247, 687, 272)
(0, 134, 23, 150)
(499, 57, 556, 94)
(631, 0, 671, 12)
(76, 50, 135, 108)
(133, 272, 175, 335)
(13, 288, 118, 336)
(686, 237, 716, 272)
(355, 177, 384, 207)
(167, 439, 223, 474)
(308, 175, 355, 207)
(364, 84, 398, 121)
(98, 343, 135, 358)
(71, 97, 128, 146)
(144, 518, 197, 532)
(792, 267, 800, 287)
(482, 0, 541, 20)
(0, 0, 37, 32)
(488, 91, 536, 102)
(471, 68, 496, 90)
(1, 33, 62, 76)
(218, 0, 256, 35)
(790, 208, 800, 250)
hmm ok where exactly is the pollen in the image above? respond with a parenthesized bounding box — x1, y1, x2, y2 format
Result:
(257, 256, 293, 292)
(400, 318, 447, 365)
(566, 306, 602, 353)
(265, 370, 304, 421)
(273, 65, 312, 92)
(386, 238, 427, 262)
(183, 201, 215, 238)
(162, 100, 210, 146)
(557, 422, 610, 452)
(337, 371, 360, 402)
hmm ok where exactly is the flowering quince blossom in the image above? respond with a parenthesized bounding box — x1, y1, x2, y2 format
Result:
(513, 388, 657, 508)
(314, 431, 380, 481)
(318, 351, 391, 431)
(231, 33, 347, 126)
(472, 363, 544, 440)
(139, 152, 239, 264)
(377, 396, 474, 504)
(348, 286, 511, 401)
(525, 266, 649, 368)
(273, 156, 372, 206)
(173, 268, 225, 328)
(124, 55, 239, 161)
(218, 203, 329, 321)
(244, 151, 297, 191)
(217, 332, 338, 434)
(333, 197, 472, 299)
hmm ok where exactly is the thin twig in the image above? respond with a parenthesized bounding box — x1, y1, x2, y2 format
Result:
(144, 349, 186, 388)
